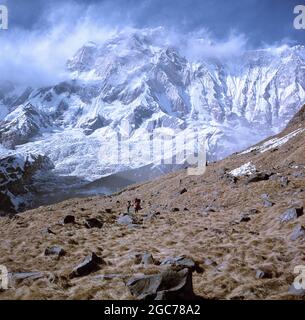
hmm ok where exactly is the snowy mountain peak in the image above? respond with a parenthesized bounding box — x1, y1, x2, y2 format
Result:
(1, 29, 305, 183)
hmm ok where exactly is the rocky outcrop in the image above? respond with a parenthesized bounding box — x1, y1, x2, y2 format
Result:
(126, 268, 200, 300)
(0, 153, 54, 213)
(70, 252, 105, 278)
(0, 103, 50, 148)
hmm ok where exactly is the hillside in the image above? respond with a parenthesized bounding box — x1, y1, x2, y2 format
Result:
(1, 105, 305, 300)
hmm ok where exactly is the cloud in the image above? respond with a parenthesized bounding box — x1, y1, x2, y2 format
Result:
(172, 29, 248, 60)
(0, 2, 118, 86)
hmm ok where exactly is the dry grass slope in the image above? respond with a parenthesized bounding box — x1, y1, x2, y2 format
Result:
(1, 106, 305, 300)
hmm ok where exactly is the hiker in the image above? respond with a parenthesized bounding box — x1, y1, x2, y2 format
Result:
(134, 198, 142, 213)
(127, 201, 131, 214)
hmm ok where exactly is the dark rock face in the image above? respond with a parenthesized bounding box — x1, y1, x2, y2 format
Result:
(70, 252, 104, 278)
(0, 153, 54, 214)
(84, 218, 103, 229)
(80, 115, 110, 135)
(279, 207, 304, 223)
(0, 104, 50, 148)
(127, 268, 199, 300)
(44, 246, 66, 257)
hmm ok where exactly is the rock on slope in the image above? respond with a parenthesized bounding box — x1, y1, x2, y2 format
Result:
(1, 105, 305, 299)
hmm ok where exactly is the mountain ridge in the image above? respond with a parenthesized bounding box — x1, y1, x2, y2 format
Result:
(1, 28, 305, 211)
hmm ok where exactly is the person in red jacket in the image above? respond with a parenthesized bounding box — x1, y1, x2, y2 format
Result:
(134, 198, 142, 213)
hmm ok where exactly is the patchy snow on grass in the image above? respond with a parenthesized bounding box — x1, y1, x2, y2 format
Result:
(240, 128, 305, 155)
(230, 162, 256, 177)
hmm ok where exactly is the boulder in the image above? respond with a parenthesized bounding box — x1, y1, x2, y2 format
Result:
(280, 207, 303, 223)
(11, 271, 44, 285)
(42, 227, 56, 235)
(160, 255, 202, 272)
(180, 188, 187, 195)
(290, 224, 305, 241)
(127, 268, 199, 300)
(134, 252, 156, 265)
(44, 246, 66, 257)
(255, 269, 273, 279)
(117, 214, 134, 225)
(171, 208, 180, 212)
(62, 215, 75, 224)
(84, 218, 103, 229)
(239, 215, 251, 223)
(246, 172, 271, 184)
(255, 266, 278, 279)
(248, 209, 260, 215)
(70, 252, 104, 278)
(262, 200, 274, 207)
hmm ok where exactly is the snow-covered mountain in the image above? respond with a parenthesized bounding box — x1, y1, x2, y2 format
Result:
(1, 28, 305, 210)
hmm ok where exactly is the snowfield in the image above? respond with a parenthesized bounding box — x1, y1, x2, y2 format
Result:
(240, 128, 305, 155)
(229, 162, 257, 177)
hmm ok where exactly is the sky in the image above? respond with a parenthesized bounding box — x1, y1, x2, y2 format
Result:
(2, 0, 304, 45)
(0, 0, 304, 85)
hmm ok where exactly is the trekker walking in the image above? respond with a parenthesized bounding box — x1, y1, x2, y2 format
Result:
(134, 198, 141, 214)
(127, 201, 131, 214)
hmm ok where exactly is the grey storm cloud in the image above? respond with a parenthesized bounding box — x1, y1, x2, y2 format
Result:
(0, 0, 303, 86)
(3, 0, 304, 45)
